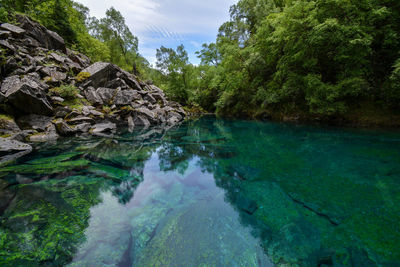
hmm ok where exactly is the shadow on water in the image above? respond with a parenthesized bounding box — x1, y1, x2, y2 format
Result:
(0, 116, 400, 266)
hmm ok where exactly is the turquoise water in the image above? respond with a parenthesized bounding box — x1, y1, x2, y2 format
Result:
(1, 117, 400, 266)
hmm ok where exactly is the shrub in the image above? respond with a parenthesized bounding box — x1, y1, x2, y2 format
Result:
(0, 7, 8, 23)
(49, 84, 79, 100)
(75, 72, 91, 82)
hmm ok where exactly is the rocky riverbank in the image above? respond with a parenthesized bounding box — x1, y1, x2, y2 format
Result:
(0, 16, 186, 166)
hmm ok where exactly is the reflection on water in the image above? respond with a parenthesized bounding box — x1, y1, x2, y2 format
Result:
(1, 116, 400, 266)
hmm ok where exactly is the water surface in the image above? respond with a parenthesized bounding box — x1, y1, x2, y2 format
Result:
(1, 117, 399, 266)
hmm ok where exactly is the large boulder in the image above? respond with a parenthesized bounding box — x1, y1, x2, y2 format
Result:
(80, 62, 142, 91)
(17, 15, 66, 53)
(105, 78, 128, 89)
(74, 122, 92, 133)
(0, 39, 15, 51)
(1, 76, 53, 115)
(143, 94, 157, 104)
(54, 106, 72, 118)
(80, 62, 118, 88)
(40, 67, 67, 84)
(0, 23, 25, 37)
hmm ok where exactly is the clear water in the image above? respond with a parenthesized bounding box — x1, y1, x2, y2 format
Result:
(1, 116, 400, 266)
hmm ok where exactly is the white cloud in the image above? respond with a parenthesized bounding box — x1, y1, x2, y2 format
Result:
(76, 0, 237, 64)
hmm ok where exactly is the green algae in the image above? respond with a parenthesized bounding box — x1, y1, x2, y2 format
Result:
(0, 158, 90, 176)
(0, 176, 105, 266)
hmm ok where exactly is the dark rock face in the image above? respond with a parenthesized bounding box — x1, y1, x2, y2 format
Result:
(17, 115, 53, 132)
(0, 16, 186, 165)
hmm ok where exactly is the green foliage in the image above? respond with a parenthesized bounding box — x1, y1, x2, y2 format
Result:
(0, 7, 8, 22)
(387, 58, 400, 108)
(155, 0, 400, 120)
(49, 84, 79, 100)
(155, 45, 192, 104)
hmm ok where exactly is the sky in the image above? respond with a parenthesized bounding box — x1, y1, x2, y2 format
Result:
(76, 0, 237, 66)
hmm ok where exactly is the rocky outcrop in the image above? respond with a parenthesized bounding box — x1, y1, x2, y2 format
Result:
(16, 15, 66, 53)
(0, 16, 185, 164)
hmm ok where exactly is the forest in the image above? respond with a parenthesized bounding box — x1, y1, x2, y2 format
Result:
(1, 0, 400, 122)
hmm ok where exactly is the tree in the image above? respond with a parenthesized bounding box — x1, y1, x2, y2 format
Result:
(155, 45, 192, 104)
(90, 7, 138, 69)
(196, 43, 220, 66)
(49, 0, 76, 44)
